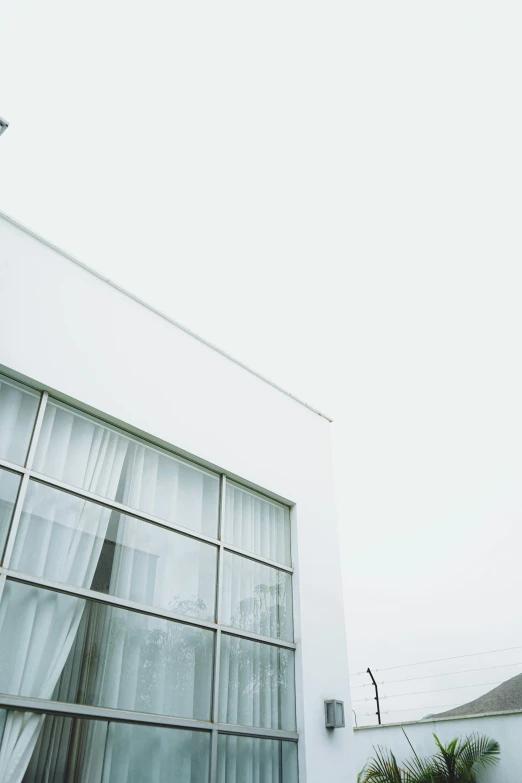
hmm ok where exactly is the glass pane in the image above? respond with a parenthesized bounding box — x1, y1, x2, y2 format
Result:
(0, 468, 21, 561)
(222, 552, 293, 641)
(20, 713, 109, 782)
(106, 723, 210, 783)
(33, 402, 220, 537)
(0, 581, 214, 721)
(0, 711, 210, 783)
(0, 376, 39, 465)
(218, 635, 296, 730)
(282, 741, 299, 783)
(12, 481, 217, 620)
(217, 735, 298, 783)
(224, 483, 291, 565)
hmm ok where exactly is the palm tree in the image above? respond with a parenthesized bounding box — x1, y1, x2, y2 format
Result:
(358, 732, 500, 783)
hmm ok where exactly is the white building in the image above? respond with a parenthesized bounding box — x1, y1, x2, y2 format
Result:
(0, 212, 353, 782)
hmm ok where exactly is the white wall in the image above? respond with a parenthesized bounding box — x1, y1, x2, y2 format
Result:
(353, 711, 522, 782)
(0, 213, 354, 782)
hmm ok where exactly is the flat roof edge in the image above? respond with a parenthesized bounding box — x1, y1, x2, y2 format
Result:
(0, 210, 333, 422)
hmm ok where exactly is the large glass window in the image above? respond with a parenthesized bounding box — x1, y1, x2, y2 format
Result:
(0, 375, 298, 782)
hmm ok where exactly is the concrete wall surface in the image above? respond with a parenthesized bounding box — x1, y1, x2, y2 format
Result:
(353, 710, 522, 782)
(0, 213, 355, 782)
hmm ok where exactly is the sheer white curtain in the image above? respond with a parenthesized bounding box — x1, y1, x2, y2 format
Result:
(34, 402, 219, 539)
(218, 636, 295, 732)
(0, 378, 39, 467)
(0, 407, 129, 783)
(216, 736, 298, 783)
(224, 485, 291, 566)
(101, 722, 210, 783)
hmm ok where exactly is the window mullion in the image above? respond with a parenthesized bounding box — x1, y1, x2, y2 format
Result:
(25, 390, 48, 469)
(210, 474, 226, 783)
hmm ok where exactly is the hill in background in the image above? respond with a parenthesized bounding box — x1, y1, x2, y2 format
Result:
(429, 673, 522, 719)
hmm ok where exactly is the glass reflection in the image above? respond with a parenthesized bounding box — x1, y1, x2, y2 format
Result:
(222, 551, 293, 641)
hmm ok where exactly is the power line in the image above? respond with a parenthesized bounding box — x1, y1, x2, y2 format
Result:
(351, 644, 522, 678)
(354, 660, 522, 688)
(386, 703, 458, 714)
(352, 680, 503, 704)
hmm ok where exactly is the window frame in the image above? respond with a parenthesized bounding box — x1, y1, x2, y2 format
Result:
(0, 372, 299, 782)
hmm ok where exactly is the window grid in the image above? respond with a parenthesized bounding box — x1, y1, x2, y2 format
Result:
(0, 382, 298, 783)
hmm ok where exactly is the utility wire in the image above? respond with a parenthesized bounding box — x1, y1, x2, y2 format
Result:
(385, 703, 458, 714)
(352, 680, 503, 704)
(351, 644, 522, 677)
(352, 660, 522, 688)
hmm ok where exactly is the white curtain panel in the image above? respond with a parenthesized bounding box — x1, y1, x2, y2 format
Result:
(33, 403, 220, 538)
(224, 485, 291, 566)
(102, 722, 210, 783)
(216, 736, 298, 783)
(218, 636, 295, 732)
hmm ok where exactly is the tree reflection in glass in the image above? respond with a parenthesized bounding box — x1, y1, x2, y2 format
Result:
(222, 552, 293, 641)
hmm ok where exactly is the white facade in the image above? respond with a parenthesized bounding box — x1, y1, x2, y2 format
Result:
(0, 212, 354, 781)
(353, 710, 522, 781)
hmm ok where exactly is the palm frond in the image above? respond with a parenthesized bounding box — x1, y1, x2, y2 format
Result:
(402, 754, 436, 783)
(359, 745, 407, 783)
(458, 733, 500, 770)
(359, 731, 500, 783)
(432, 735, 458, 778)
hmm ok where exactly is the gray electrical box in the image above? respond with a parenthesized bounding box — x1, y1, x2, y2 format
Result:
(324, 700, 345, 729)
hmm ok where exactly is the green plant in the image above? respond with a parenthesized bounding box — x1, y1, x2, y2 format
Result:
(358, 732, 500, 783)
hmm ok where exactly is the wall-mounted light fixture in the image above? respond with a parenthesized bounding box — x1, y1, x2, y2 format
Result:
(324, 700, 345, 729)
(0, 118, 9, 137)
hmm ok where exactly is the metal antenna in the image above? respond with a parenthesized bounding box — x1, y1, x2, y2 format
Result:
(367, 667, 382, 725)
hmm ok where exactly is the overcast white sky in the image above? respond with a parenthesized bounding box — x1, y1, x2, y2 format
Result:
(2, 0, 522, 725)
